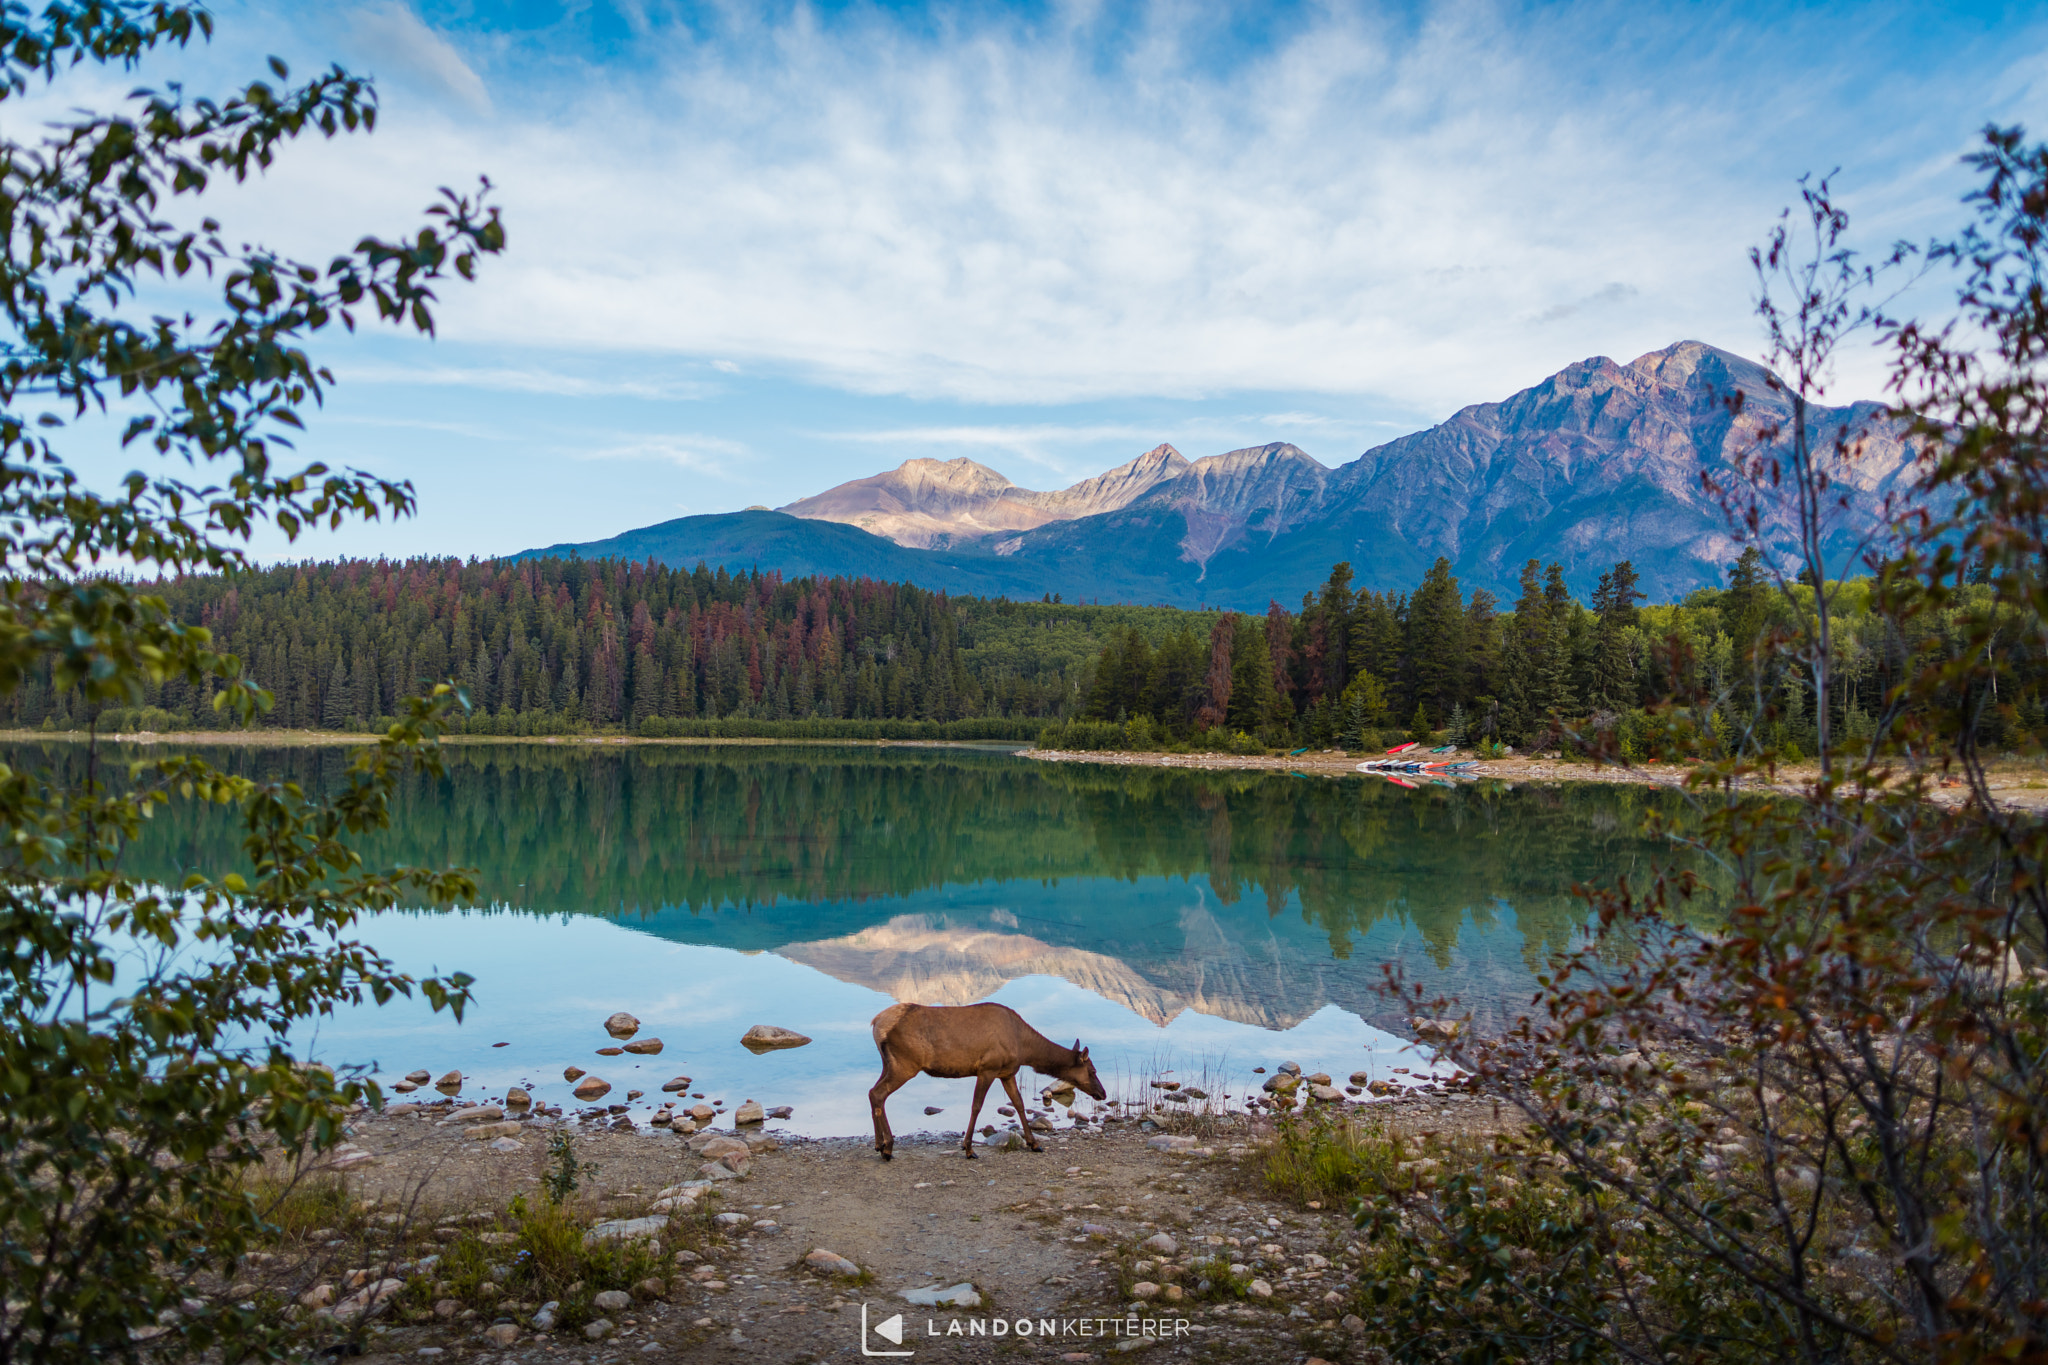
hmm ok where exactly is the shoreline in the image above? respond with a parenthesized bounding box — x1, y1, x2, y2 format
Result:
(4, 728, 2042, 809)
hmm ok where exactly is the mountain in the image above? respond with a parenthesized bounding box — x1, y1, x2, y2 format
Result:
(522, 342, 1918, 604)
(778, 444, 1190, 548)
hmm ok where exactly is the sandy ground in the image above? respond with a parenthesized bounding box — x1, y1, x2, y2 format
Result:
(1026, 746, 2048, 812)
(266, 1084, 1503, 1365)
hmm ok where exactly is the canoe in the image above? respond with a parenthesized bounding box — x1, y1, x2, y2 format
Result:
(1384, 741, 1419, 754)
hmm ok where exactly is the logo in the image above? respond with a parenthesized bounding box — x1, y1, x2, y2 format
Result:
(861, 1303, 912, 1357)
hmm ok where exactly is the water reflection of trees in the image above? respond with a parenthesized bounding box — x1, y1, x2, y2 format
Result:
(41, 741, 1708, 975)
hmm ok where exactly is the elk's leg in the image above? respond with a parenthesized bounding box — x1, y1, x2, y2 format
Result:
(962, 1074, 996, 1159)
(869, 1055, 918, 1161)
(999, 1072, 1042, 1152)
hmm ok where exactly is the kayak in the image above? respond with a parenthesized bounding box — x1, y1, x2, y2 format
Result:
(1384, 741, 1420, 754)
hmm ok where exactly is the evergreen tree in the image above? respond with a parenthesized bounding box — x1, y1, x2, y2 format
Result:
(1227, 614, 1279, 734)
(1405, 557, 1466, 723)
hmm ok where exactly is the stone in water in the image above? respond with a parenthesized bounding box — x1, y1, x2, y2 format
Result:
(604, 1011, 641, 1040)
(741, 1025, 812, 1053)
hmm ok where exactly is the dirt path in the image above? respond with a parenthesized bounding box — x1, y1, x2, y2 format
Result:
(286, 1085, 1502, 1364)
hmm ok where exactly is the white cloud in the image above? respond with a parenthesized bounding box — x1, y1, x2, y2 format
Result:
(341, 3, 491, 116)
(338, 363, 714, 400)
(200, 3, 2048, 419)
(572, 434, 750, 474)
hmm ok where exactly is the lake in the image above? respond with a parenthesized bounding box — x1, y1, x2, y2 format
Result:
(57, 741, 1704, 1138)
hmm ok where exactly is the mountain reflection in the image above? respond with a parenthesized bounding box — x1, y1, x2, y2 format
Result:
(47, 742, 1710, 1030)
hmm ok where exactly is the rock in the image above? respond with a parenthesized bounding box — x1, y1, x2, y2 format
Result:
(692, 1133, 751, 1159)
(903, 1282, 981, 1307)
(1113, 1340, 1158, 1355)
(592, 1289, 632, 1312)
(1412, 1017, 1463, 1043)
(391, 1081, 417, 1093)
(604, 1012, 641, 1040)
(435, 1070, 463, 1091)
(699, 1159, 746, 1181)
(448, 1104, 505, 1123)
(487, 1137, 523, 1153)
(740, 1024, 812, 1053)
(623, 1037, 664, 1055)
(1262, 1073, 1300, 1095)
(584, 1318, 615, 1341)
(1307, 1072, 1332, 1086)
(1277, 1061, 1301, 1076)
(1079, 1222, 1114, 1237)
(1309, 1084, 1345, 1102)
(405, 1069, 432, 1084)
(573, 1075, 612, 1101)
(634, 1276, 669, 1300)
(626, 1090, 644, 1101)
(585, 1217, 669, 1245)
(1141, 1233, 1179, 1256)
(661, 1076, 693, 1093)
(767, 1105, 793, 1119)
(531, 1301, 561, 1331)
(482, 1323, 520, 1347)
(1028, 1115, 1056, 1132)
(299, 1284, 335, 1309)
(1130, 1281, 1160, 1301)
(383, 1102, 425, 1117)
(652, 1110, 673, 1127)
(504, 1088, 530, 1108)
(688, 1103, 716, 1123)
(1181, 1087, 1208, 1100)
(563, 1066, 586, 1082)
(1349, 1071, 1373, 1086)
(804, 1249, 863, 1278)
(1248, 1279, 1274, 1298)
(924, 1106, 944, 1115)
(332, 1277, 405, 1321)
(1146, 1135, 1198, 1152)
(595, 1046, 624, 1057)
(733, 1099, 765, 1125)
(1342, 1314, 1367, 1333)
(434, 1298, 462, 1320)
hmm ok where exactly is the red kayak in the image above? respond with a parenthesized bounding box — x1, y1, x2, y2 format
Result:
(1384, 741, 1420, 754)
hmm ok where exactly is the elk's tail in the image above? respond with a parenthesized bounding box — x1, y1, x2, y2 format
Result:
(871, 1003, 913, 1053)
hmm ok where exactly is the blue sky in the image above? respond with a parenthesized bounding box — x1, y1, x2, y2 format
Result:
(35, 1, 2048, 561)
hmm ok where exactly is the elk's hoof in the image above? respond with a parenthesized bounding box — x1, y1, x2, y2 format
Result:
(962, 1148, 977, 1160)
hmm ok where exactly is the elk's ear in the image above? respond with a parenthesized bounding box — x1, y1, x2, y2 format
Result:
(1073, 1040, 1083, 1055)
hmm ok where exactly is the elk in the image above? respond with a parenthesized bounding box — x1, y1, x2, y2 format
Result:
(868, 1002, 1106, 1160)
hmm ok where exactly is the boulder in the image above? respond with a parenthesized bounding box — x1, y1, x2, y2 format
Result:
(660, 1076, 693, 1093)
(1307, 1072, 1332, 1086)
(767, 1105, 793, 1119)
(447, 1104, 505, 1123)
(584, 1318, 614, 1341)
(573, 1075, 612, 1101)
(1277, 1061, 1302, 1076)
(690, 1133, 751, 1159)
(1262, 1073, 1300, 1096)
(584, 1216, 667, 1245)
(482, 1323, 520, 1347)
(740, 1025, 812, 1053)
(464, 1122, 524, 1140)
(1349, 1071, 1372, 1086)
(435, 1070, 463, 1091)
(563, 1066, 586, 1082)
(688, 1103, 716, 1124)
(1130, 1281, 1160, 1301)
(592, 1289, 632, 1312)
(733, 1099, 765, 1125)
(622, 1037, 664, 1055)
(804, 1249, 863, 1278)
(404, 1069, 432, 1084)
(1141, 1233, 1179, 1256)
(903, 1282, 980, 1308)
(504, 1087, 530, 1109)
(604, 1012, 641, 1040)
(1309, 1084, 1345, 1103)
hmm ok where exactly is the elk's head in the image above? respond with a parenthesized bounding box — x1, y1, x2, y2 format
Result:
(1059, 1041, 1106, 1101)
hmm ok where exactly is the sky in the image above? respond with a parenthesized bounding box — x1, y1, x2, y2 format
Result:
(23, 0, 2048, 562)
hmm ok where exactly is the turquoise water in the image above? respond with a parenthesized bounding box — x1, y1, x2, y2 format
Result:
(46, 742, 1701, 1136)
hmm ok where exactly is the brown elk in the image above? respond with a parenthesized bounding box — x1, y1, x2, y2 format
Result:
(868, 1002, 1106, 1160)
